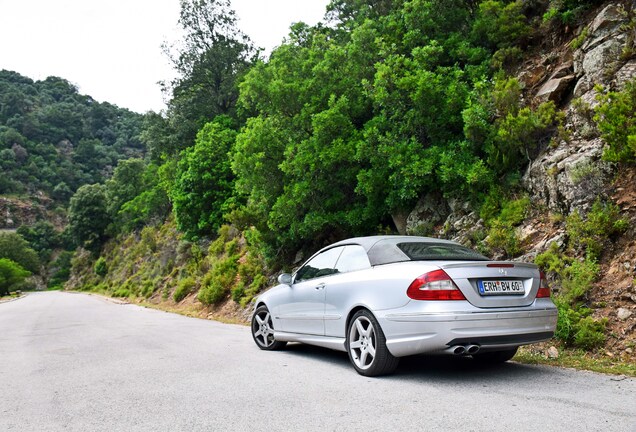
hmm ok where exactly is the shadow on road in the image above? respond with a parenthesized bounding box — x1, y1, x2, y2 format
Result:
(281, 342, 546, 383)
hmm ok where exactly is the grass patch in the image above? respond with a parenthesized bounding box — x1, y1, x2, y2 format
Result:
(516, 346, 636, 377)
(136, 300, 246, 325)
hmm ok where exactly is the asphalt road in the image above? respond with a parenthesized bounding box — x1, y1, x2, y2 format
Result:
(1, 291, 634, 432)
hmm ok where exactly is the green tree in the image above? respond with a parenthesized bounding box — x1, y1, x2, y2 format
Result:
(0, 232, 40, 273)
(169, 117, 237, 238)
(471, 1, 530, 50)
(156, 0, 256, 157)
(105, 158, 147, 224)
(117, 163, 171, 232)
(0, 258, 31, 296)
(68, 184, 111, 250)
(16, 221, 62, 261)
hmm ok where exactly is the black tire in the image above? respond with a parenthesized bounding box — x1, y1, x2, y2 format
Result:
(346, 310, 399, 377)
(251, 305, 286, 351)
(472, 347, 518, 364)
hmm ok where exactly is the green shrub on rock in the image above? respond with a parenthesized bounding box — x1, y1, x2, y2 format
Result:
(173, 277, 195, 302)
(566, 200, 628, 260)
(595, 80, 636, 162)
(94, 257, 108, 277)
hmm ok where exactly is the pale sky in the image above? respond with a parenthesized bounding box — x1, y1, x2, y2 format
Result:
(0, 0, 330, 113)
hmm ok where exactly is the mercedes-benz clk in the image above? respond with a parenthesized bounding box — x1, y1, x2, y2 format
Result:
(251, 236, 557, 376)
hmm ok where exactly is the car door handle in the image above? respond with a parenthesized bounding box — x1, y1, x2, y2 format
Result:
(315, 283, 326, 290)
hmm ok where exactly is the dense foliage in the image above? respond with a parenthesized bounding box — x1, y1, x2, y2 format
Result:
(0, 70, 145, 199)
(0, 258, 31, 296)
(595, 79, 636, 163)
(68, 184, 110, 251)
(169, 117, 237, 238)
(228, 0, 565, 258)
(0, 232, 40, 273)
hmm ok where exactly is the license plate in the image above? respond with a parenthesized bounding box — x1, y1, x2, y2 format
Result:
(478, 280, 524, 295)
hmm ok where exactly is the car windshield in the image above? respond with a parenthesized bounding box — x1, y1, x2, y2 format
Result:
(397, 242, 488, 261)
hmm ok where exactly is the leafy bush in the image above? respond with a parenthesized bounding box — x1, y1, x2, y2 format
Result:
(553, 299, 606, 349)
(94, 257, 108, 277)
(472, 0, 530, 50)
(594, 80, 636, 162)
(574, 316, 607, 349)
(535, 242, 567, 274)
(570, 28, 589, 50)
(112, 288, 131, 298)
(484, 196, 530, 257)
(231, 284, 245, 303)
(542, 0, 603, 25)
(566, 200, 628, 259)
(568, 160, 602, 186)
(141, 279, 157, 298)
(198, 277, 230, 305)
(68, 184, 111, 251)
(498, 196, 530, 226)
(47, 251, 73, 289)
(486, 221, 522, 257)
(479, 188, 504, 223)
(560, 256, 600, 303)
(173, 277, 195, 302)
(536, 243, 600, 303)
(198, 238, 240, 306)
(487, 101, 561, 174)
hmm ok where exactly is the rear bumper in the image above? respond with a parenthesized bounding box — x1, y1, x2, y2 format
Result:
(376, 304, 558, 357)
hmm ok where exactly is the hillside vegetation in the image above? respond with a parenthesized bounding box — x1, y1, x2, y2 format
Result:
(0, 71, 144, 201)
(0, 70, 146, 292)
(2, 0, 635, 365)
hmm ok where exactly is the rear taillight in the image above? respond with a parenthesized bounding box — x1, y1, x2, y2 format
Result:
(537, 271, 551, 298)
(407, 269, 466, 301)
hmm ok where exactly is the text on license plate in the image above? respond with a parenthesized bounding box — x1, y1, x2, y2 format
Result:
(478, 280, 524, 295)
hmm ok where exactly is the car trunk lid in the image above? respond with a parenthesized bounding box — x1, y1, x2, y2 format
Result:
(439, 261, 540, 308)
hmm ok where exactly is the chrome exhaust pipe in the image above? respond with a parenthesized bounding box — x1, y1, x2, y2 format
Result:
(466, 344, 480, 355)
(452, 345, 467, 355)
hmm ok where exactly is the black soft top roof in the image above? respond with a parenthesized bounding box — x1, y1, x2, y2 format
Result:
(319, 235, 461, 266)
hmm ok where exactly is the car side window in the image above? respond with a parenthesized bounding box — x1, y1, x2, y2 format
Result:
(334, 245, 371, 273)
(294, 247, 344, 282)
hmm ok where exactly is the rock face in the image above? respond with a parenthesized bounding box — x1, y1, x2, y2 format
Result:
(523, 2, 632, 215)
(405, 193, 449, 235)
(523, 138, 612, 214)
(536, 61, 576, 104)
(573, 3, 628, 97)
(0, 197, 45, 229)
(0, 195, 65, 230)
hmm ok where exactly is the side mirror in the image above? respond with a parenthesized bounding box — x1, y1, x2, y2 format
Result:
(278, 273, 293, 285)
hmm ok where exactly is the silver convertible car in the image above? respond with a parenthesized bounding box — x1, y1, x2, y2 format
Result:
(251, 236, 557, 376)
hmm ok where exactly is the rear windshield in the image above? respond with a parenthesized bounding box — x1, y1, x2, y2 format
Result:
(397, 242, 488, 261)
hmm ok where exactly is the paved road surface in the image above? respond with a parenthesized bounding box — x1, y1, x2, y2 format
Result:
(1, 291, 634, 431)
